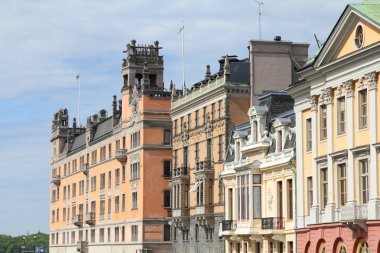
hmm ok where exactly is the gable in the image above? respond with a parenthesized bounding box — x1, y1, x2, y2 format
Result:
(314, 4, 380, 68)
(336, 18, 380, 58)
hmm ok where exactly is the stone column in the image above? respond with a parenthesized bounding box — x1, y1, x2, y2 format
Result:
(309, 95, 319, 224)
(249, 174, 254, 227)
(367, 72, 379, 219)
(345, 81, 356, 208)
(295, 107, 304, 228)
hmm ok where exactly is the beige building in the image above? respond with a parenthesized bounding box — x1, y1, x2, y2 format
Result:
(50, 40, 173, 253)
(221, 92, 296, 253)
(169, 55, 252, 253)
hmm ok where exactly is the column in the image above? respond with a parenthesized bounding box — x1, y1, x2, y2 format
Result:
(309, 95, 319, 224)
(249, 174, 254, 227)
(325, 88, 335, 222)
(295, 107, 305, 228)
(345, 80, 356, 207)
(367, 72, 379, 219)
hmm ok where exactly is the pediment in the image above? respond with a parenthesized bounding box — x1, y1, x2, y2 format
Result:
(314, 4, 380, 68)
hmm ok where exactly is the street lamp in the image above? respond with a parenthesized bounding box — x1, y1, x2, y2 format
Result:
(33, 234, 37, 253)
(22, 236, 26, 253)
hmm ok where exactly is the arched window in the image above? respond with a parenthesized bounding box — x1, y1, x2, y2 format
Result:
(357, 241, 370, 253)
(339, 245, 346, 253)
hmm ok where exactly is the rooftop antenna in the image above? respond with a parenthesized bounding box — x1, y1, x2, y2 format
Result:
(178, 21, 186, 95)
(255, 0, 264, 40)
(314, 33, 322, 49)
(76, 74, 81, 126)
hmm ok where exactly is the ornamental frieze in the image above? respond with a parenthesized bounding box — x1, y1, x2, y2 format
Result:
(343, 80, 354, 97)
(319, 87, 333, 105)
(308, 95, 318, 111)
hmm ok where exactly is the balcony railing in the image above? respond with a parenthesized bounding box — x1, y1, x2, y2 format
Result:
(115, 149, 128, 162)
(195, 205, 212, 215)
(171, 167, 189, 178)
(340, 205, 368, 221)
(195, 159, 213, 172)
(222, 220, 237, 231)
(261, 217, 284, 230)
(52, 175, 61, 186)
(85, 212, 96, 225)
(73, 214, 83, 227)
(172, 208, 190, 218)
(77, 241, 88, 253)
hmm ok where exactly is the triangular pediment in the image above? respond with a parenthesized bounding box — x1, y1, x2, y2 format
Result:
(314, 3, 380, 68)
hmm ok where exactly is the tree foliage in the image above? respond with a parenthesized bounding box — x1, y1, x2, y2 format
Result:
(0, 233, 49, 253)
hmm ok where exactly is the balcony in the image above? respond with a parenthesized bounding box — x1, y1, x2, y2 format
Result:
(52, 175, 61, 186)
(261, 217, 284, 230)
(172, 208, 190, 218)
(195, 205, 212, 216)
(80, 163, 89, 176)
(85, 212, 96, 225)
(195, 159, 213, 173)
(73, 214, 83, 227)
(115, 149, 128, 162)
(171, 167, 189, 179)
(340, 205, 368, 221)
(222, 220, 237, 231)
(77, 241, 88, 253)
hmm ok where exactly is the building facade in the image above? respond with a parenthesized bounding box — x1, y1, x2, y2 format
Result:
(50, 40, 173, 253)
(169, 55, 252, 253)
(221, 92, 297, 253)
(288, 1, 380, 252)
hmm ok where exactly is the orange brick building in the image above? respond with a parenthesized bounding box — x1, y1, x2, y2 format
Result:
(50, 40, 173, 253)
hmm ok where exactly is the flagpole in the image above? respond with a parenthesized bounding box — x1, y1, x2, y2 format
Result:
(178, 21, 186, 94)
(76, 74, 81, 126)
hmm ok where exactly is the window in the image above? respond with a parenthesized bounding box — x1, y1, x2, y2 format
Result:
(115, 168, 120, 186)
(206, 138, 212, 160)
(174, 119, 177, 135)
(183, 147, 188, 167)
(108, 197, 111, 214)
(91, 150, 97, 165)
(187, 114, 191, 129)
(209, 179, 213, 205)
(164, 224, 171, 241)
(307, 177, 313, 213)
(359, 89, 368, 129)
(90, 176, 96, 192)
(359, 159, 369, 204)
(108, 143, 112, 159)
(107, 228, 111, 242)
(79, 180, 84, 195)
(195, 224, 199, 241)
(338, 163, 347, 207)
(132, 192, 138, 209)
(196, 180, 204, 206)
(218, 100, 222, 118)
(122, 166, 126, 182)
(320, 105, 327, 140)
(306, 118, 312, 151)
(131, 131, 140, 149)
(131, 225, 138, 241)
(72, 182, 77, 196)
(114, 227, 119, 242)
(99, 228, 104, 243)
(100, 146, 106, 162)
(212, 103, 216, 120)
(203, 107, 207, 124)
(122, 194, 126, 211)
(184, 184, 189, 208)
(237, 175, 249, 220)
(130, 162, 140, 180)
(180, 117, 184, 131)
(115, 196, 119, 212)
(164, 130, 171, 145)
(90, 229, 95, 243)
(163, 160, 171, 178)
(218, 135, 223, 161)
(321, 168, 328, 209)
(218, 179, 224, 204)
(100, 200, 105, 216)
(337, 97, 346, 134)
(100, 173, 105, 189)
(195, 110, 199, 126)
(173, 227, 177, 242)
(195, 143, 199, 161)
(288, 241, 294, 253)
(287, 179, 293, 220)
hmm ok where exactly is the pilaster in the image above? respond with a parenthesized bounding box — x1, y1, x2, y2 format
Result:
(295, 110, 305, 228)
(309, 95, 319, 224)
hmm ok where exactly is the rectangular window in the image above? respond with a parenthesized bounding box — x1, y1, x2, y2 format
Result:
(288, 242, 294, 253)
(91, 150, 97, 165)
(195, 224, 199, 241)
(130, 162, 140, 180)
(218, 135, 223, 161)
(164, 130, 171, 145)
(90, 176, 96, 192)
(212, 103, 216, 120)
(90, 229, 95, 243)
(287, 179, 293, 220)
(131, 225, 138, 241)
(163, 160, 171, 178)
(164, 224, 171, 241)
(195, 110, 199, 126)
(115, 168, 120, 186)
(122, 194, 126, 211)
(115, 196, 119, 213)
(122, 166, 126, 182)
(99, 228, 104, 243)
(337, 97, 346, 134)
(338, 163, 347, 207)
(359, 89, 368, 129)
(108, 171, 111, 188)
(180, 117, 184, 132)
(321, 168, 328, 209)
(196, 180, 204, 206)
(195, 143, 199, 161)
(307, 177, 313, 213)
(121, 226, 125, 242)
(237, 175, 249, 220)
(100, 173, 105, 189)
(253, 186, 261, 218)
(360, 159, 369, 204)
(306, 118, 312, 151)
(108, 143, 112, 159)
(107, 197, 111, 214)
(132, 192, 138, 209)
(100, 200, 105, 216)
(187, 114, 191, 129)
(320, 105, 327, 140)
(100, 146, 106, 162)
(72, 182, 77, 196)
(209, 179, 213, 205)
(206, 139, 212, 160)
(114, 227, 119, 242)
(163, 190, 171, 208)
(174, 119, 177, 135)
(183, 147, 188, 167)
(203, 107, 207, 124)
(218, 100, 222, 118)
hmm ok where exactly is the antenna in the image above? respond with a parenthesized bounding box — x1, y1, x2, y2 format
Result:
(76, 74, 81, 126)
(314, 34, 322, 49)
(178, 21, 186, 94)
(255, 0, 264, 40)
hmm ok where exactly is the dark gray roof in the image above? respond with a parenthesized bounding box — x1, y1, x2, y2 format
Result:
(93, 117, 113, 141)
(71, 133, 86, 151)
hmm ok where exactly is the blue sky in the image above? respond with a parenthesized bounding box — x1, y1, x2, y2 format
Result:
(0, 0, 361, 236)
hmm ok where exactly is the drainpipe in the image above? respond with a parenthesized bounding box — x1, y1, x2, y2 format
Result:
(287, 154, 297, 253)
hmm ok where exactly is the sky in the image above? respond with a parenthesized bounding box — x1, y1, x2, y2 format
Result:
(0, 0, 361, 236)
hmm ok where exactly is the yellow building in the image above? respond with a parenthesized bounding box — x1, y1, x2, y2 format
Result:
(221, 92, 296, 253)
(288, 1, 380, 252)
(50, 40, 173, 253)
